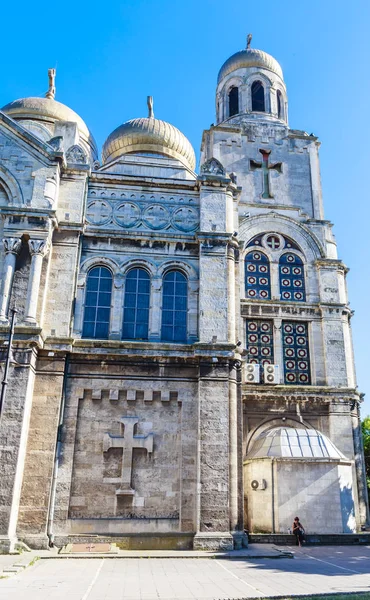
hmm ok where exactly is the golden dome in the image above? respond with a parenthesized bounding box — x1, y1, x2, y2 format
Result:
(102, 106, 196, 170)
(1, 96, 98, 158)
(218, 48, 283, 84)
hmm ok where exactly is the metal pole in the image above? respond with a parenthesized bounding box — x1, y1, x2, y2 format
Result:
(0, 307, 17, 419)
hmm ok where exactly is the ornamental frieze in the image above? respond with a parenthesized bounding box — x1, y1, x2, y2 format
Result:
(85, 191, 199, 233)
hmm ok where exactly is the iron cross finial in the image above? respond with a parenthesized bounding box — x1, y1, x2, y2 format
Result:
(45, 68, 56, 100)
(147, 96, 154, 118)
(247, 34, 252, 50)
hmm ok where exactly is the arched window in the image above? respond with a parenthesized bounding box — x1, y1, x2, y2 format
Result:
(122, 268, 150, 340)
(245, 251, 271, 300)
(161, 270, 187, 342)
(279, 254, 306, 302)
(251, 81, 265, 112)
(82, 266, 112, 339)
(277, 90, 283, 119)
(228, 87, 239, 117)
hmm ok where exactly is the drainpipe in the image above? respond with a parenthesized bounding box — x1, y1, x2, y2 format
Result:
(271, 459, 276, 533)
(47, 353, 69, 547)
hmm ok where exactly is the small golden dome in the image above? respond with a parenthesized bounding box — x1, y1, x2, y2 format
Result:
(2, 95, 97, 159)
(218, 48, 283, 84)
(102, 100, 196, 170)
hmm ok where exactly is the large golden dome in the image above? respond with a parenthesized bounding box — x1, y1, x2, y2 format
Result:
(2, 73, 98, 160)
(218, 47, 283, 84)
(102, 102, 196, 170)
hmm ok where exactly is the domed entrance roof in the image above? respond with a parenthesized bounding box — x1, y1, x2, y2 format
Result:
(102, 97, 196, 170)
(246, 427, 347, 460)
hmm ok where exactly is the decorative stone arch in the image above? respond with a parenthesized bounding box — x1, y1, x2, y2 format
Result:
(220, 76, 244, 120)
(157, 260, 198, 281)
(274, 85, 288, 121)
(244, 72, 273, 113)
(240, 214, 325, 263)
(0, 164, 24, 206)
(79, 256, 119, 281)
(119, 258, 157, 278)
(245, 417, 313, 456)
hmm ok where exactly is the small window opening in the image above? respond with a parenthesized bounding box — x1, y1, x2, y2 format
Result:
(277, 90, 283, 119)
(251, 81, 265, 112)
(228, 87, 239, 117)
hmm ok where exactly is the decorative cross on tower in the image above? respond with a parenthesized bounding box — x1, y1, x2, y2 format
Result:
(103, 416, 153, 496)
(250, 150, 282, 199)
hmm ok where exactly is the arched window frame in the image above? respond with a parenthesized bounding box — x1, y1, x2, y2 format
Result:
(122, 267, 151, 340)
(244, 73, 272, 115)
(160, 268, 189, 343)
(245, 250, 271, 300)
(82, 265, 113, 339)
(251, 80, 266, 113)
(228, 85, 239, 117)
(279, 252, 306, 302)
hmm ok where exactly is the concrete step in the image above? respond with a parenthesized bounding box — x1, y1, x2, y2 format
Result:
(249, 533, 370, 545)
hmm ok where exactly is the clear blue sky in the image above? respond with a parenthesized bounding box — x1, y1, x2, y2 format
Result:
(1, 0, 370, 416)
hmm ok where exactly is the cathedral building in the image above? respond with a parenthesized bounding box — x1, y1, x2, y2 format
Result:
(0, 38, 368, 552)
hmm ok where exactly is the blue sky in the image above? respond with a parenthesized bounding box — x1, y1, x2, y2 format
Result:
(1, 0, 370, 415)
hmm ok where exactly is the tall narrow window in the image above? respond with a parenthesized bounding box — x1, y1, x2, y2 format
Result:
(279, 253, 306, 302)
(246, 320, 274, 365)
(228, 87, 239, 117)
(251, 80, 265, 112)
(245, 251, 271, 300)
(82, 266, 112, 339)
(161, 270, 187, 342)
(122, 268, 150, 340)
(282, 322, 311, 385)
(277, 90, 283, 118)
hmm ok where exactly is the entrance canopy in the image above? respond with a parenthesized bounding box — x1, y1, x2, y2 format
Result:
(246, 427, 347, 460)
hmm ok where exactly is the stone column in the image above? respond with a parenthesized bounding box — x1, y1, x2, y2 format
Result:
(24, 239, 49, 324)
(0, 238, 21, 323)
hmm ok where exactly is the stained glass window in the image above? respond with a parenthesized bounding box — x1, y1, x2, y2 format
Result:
(82, 266, 112, 339)
(246, 320, 274, 365)
(252, 81, 265, 112)
(161, 270, 187, 343)
(279, 253, 306, 302)
(245, 251, 271, 299)
(282, 322, 311, 385)
(122, 268, 150, 340)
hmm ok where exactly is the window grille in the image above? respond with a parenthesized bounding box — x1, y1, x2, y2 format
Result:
(245, 251, 271, 299)
(161, 270, 187, 342)
(282, 321, 311, 385)
(279, 253, 306, 302)
(122, 268, 150, 340)
(246, 320, 274, 365)
(82, 266, 112, 339)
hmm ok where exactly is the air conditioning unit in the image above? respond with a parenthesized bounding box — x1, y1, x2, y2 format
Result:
(264, 364, 279, 384)
(251, 479, 267, 491)
(245, 363, 260, 383)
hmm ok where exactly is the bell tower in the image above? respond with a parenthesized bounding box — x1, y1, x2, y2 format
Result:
(216, 34, 288, 126)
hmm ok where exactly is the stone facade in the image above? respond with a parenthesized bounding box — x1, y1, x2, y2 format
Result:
(0, 41, 368, 552)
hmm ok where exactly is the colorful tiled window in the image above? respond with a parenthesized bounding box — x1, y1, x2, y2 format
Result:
(282, 322, 311, 385)
(279, 253, 306, 302)
(82, 266, 112, 339)
(161, 270, 188, 343)
(122, 268, 150, 340)
(246, 320, 274, 365)
(245, 251, 271, 300)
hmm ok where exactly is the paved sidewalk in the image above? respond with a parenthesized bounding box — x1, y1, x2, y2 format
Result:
(0, 545, 370, 599)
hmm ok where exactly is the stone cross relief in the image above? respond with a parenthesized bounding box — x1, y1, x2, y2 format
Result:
(250, 149, 282, 199)
(103, 416, 153, 496)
